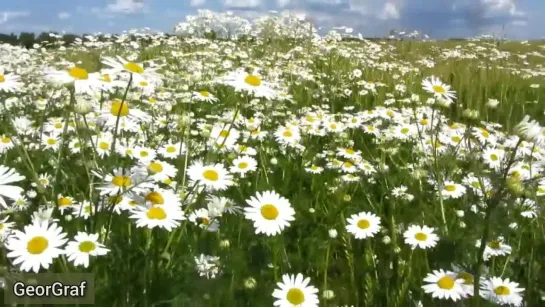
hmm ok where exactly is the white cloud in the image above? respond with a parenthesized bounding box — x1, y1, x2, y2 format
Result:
(106, 0, 146, 14)
(378, 2, 399, 20)
(480, 0, 524, 17)
(0, 11, 30, 24)
(58, 12, 71, 20)
(276, 0, 291, 8)
(223, 0, 262, 9)
(190, 0, 207, 7)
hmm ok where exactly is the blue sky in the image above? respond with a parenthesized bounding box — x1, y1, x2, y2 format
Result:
(0, 0, 544, 39)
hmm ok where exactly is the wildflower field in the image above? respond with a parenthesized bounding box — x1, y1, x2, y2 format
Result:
(1, 11, 545, 307)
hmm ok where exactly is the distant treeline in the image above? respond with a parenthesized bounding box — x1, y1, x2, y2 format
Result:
(0, 32, 82, 48)
(0, 31, 493, 49)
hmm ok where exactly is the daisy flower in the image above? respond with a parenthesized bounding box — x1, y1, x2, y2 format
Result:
(451, 265, 475, 297)
(0, 216, 15, 241)
(143, 160, 178, 182)
(5, 221, 68, 273)
(192, 90, 219, 103)
(93, 168, 151, 196)
(403, 225, 439, 250)
(482, 147, 505, 170)
(97, 99, 151, 128)
(0, 135, 15, 153)
(480, 277, 524, 306)
(480, 237, 512, 261)
(138, 187, 181, 208)
(187, 161, 234, 191)
(441, 181, 466, 199)
(244, 190, 295, 236)
(65, 232, 109, 268)
(129, 204, 185, 231)
(421, 269, 466, 301)
(206, 195, 235, 217)
(188, 208, 220, 232)
(0, 69, 22, 92)
(42, 133, 61, 151)
(158, 142, 185, 159)
(57, 194, 77, 215)
(274, 126, 301, 146)
(345, 212, 381, 239)
(71, 200, 100, 220)
(0, 165, 25, 208)
(230, 155, 258, 177)
(45, 65, 94, 94)
(195, 254, 221, 279)
(224, 69, 276, 99)
(101, 56, 158, 83)
(272, 273, 319, 307)
(422, 76, 456, 103)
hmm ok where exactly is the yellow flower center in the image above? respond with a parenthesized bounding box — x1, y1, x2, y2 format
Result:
(147, 162, 163, 174)
(238, 162, 248, 169)
(510, 171, 521, 179)
(260, 204, 279, 220)
(420, 119, 429, 125)
(244, 75, 261, 87)
(414, 232, 427, 241)
(283, 131, 293, 138)
(330, 123, 338, 129)
(145, 191, 165, 205)
(433, 85, 445, 93)
(490, 154, 498, 161)
(488, 240, 501, 249)
(357, 219, 370, 229)
(54, 123, 63, 129)
(1, 137, 11, 143)
(58, 197, 73, 207)
(166, 146, 177, 153)
(112, 176, 132, 187)
(452, 136, 461, 143)
(110, 100, 129, 117)
(47, 139, 57, 145)
(108, 196, 123, 204)
(27, 236, 49, 255)
(437, 276, 455, 289)
(146, 207, 167, 220)
(220, 130, 230, 138)
(202, 170, 219, 181)
(456, 272, 474, 285)
(68, 67, 89, 80)
(444, 185, 456, 192)
(101, 74, 112, 82)
(78, 241, 96, 253)
(200, 91, 210, 97)
(345, 148, 355, 155)
(286, 288, 305, 305)
(124, 62, 144, 74)
(401, 128, 410, 134)
(99, 142, 109, 150)
(0, 75, 5, 82)
(200, 217, 210, 225)
(494, 286, 511, 296)
(139, 81, 148, 87)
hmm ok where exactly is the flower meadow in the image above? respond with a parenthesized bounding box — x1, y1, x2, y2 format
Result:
(1, 10, 545, 307)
